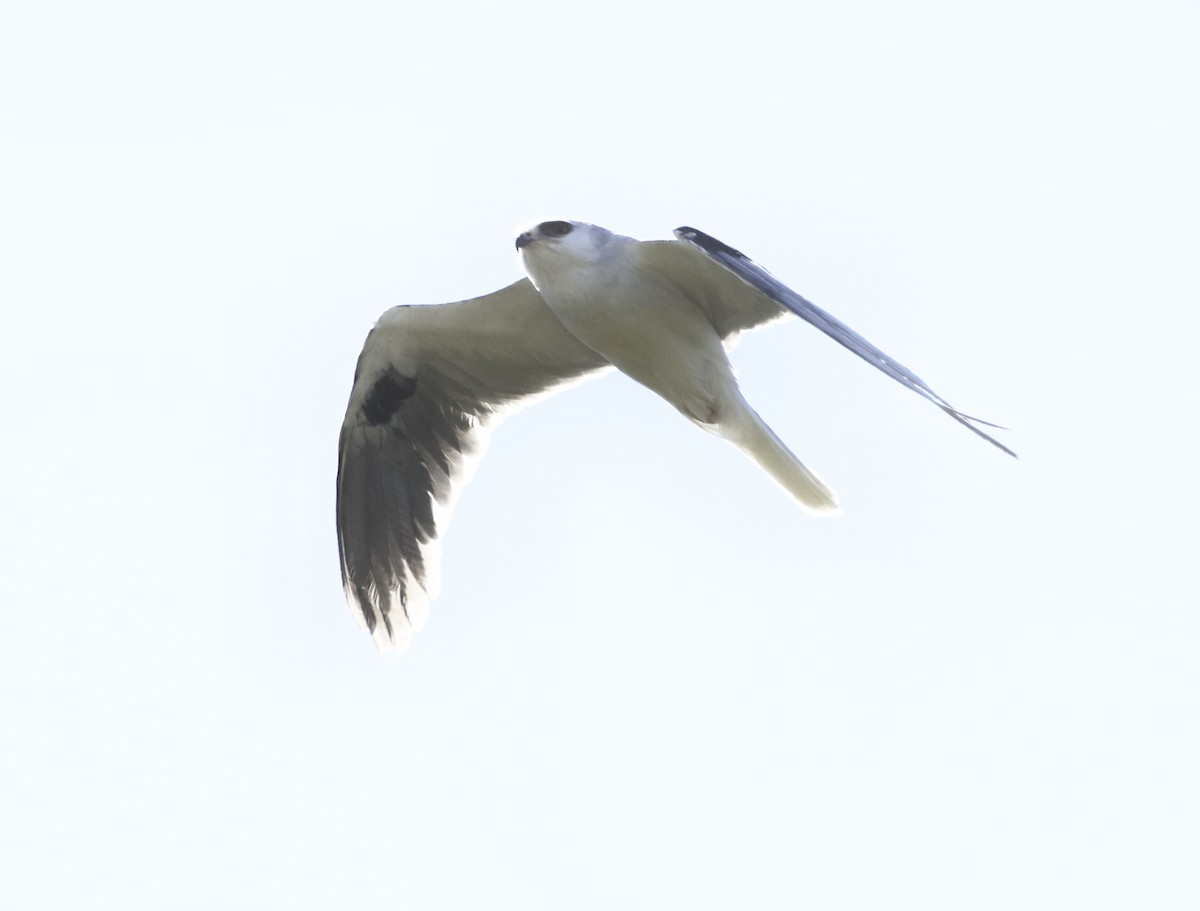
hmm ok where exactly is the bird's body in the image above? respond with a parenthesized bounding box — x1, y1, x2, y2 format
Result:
(520, 223, 839, 513)
(337, 220, 1012, 651)
(527, 228, 737, 424)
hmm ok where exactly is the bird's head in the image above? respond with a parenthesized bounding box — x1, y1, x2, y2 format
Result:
(515, 220, 622, 290)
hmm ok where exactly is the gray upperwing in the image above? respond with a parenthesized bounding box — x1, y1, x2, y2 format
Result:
(672, 227, 1016, 458)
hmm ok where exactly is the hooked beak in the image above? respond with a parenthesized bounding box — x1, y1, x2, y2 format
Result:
(514, 231, 535, 251)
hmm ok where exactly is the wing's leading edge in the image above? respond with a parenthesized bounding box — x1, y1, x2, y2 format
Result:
(674, 227, 1017, 458)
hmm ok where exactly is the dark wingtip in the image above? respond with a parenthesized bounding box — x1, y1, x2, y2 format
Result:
(945, 408, 1019, 458)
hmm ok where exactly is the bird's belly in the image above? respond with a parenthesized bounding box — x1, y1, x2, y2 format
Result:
(541, 285, 735, 426)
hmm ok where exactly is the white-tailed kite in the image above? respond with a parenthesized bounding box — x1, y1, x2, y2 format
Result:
(337, 221, 1013, 650)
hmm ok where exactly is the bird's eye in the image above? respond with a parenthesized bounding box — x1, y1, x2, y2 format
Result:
(539, 220, 574, 237)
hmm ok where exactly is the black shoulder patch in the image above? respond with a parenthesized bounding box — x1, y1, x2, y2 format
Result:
(362, 369, 417, 425)
(674, 226, 749, 261)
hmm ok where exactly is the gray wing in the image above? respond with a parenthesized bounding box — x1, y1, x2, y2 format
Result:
(337, 279, 610, 651)
(669, 226, 1017, 458)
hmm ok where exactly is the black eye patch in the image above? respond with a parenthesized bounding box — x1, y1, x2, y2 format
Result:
(539, 220, 574, 237)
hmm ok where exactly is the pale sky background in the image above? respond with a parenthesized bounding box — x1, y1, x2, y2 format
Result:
(2, 1, 1197, 908)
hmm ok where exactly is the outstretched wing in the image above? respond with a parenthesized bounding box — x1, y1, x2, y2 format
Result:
(670, 226, 1017, 458)
(337, 279, 610, 651)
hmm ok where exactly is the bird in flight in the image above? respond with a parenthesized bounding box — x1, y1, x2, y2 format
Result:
(337, 221, 1013, 650)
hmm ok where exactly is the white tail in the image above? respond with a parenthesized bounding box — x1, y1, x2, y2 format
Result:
(720, 397, 840, 515)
